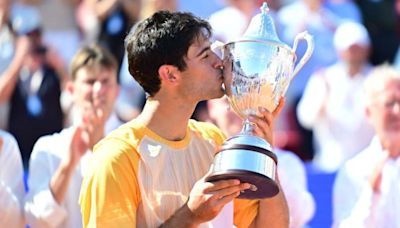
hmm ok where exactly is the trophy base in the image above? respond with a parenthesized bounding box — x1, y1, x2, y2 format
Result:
(206, 169, 279, 199)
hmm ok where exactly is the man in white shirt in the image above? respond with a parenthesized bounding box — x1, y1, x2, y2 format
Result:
(24, 44, 121, 228)
(0, 130, 25, 227)
(333, 65, 400, 228)
(297, 21, 375, 172)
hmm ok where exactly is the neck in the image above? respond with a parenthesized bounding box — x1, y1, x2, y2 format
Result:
(137, 96, 197, 141)
(345, 62, 363, 78)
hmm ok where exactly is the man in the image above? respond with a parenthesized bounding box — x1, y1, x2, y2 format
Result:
(79, 11, 289, 227)
(333, 65, 400, 227)
(0, 11, 66, 169)
(0, 130, 25, 227)
(24, 44, 120, 228)
(297, 21, 375, 172)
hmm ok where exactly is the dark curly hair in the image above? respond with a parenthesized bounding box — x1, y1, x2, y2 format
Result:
(125, 11, 212, 96)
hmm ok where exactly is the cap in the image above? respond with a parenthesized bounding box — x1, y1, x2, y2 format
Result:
(334, 21, 370, 51)
(11, 6, 41, 35)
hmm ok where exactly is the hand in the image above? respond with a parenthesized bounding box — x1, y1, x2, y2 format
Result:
(65, 126, 90, 168)
(369, 151, 390, 193)
(81, 102, 107, 149)
(187, 167, 251, 224)
(248, 97, 285, 145)
(0, 136, 3, 154)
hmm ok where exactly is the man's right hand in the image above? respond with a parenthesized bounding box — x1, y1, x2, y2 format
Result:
(186, 167, 251, 225)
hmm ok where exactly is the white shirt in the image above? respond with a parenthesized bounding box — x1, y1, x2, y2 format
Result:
(276, 149, 315, 228)
(0, 130, 25, 228)
(24, 115, 122, 228)
(333, 137, 400, 228)
(297, 62, 374, 172)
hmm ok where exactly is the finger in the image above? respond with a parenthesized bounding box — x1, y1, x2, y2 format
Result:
(210, 183, 250, 201)
(258, 107, 273, 125)
(204, 179, 241, 192)
(272, 96, 285, 118)
(215, 191, 241, 205)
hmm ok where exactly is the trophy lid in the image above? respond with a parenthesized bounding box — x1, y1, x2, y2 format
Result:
(241, 2, 283, 45)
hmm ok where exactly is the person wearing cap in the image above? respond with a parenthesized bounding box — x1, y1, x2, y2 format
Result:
(0, 129, 25, 228)
(332, 65, 400, 227)
(297, 21, 375, 172)
(24, 44, 121, 228)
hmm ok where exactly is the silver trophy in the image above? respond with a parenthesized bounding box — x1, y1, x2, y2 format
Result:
(206, 3, 314, 199)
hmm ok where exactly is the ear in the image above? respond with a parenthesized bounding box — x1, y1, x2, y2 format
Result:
(66, 80, 74, 95)
(158, 65, 179, 84)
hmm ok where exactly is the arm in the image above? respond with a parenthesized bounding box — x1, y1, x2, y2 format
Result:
(24, 138, 69, 228)
(296, 71, 328, 129)
(276, 150, 315, 227)
(246, 98, 290, 228)
(80, 138, 141, 227)
(119, 0, 141, 22)
(161, 169, 251, 227)
(333, 153, 388, 227)
(0, 36, 30, 104)
(91, 0, 119, 21)
(0, 132, 25, 228)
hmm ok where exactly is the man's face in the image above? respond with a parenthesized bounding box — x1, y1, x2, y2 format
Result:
(178, 33, 224, 101)
(367, 80, 400, 148)
(71, 66, 119, 120)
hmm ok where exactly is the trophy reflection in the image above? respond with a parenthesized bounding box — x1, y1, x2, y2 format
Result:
(206, 3, 314, 199)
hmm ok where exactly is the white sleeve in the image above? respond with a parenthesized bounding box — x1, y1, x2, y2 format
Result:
(333, 164, 376, 228)
(296, 72, 328, 129)
(24, 138, 68, 228)
(277, 150, 316, 228)
(0, 132, 25, 228)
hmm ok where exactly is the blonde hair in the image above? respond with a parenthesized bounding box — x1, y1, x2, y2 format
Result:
(364, 64, 400, 106)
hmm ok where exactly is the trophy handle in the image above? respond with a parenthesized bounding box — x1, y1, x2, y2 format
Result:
(291, 31, 314, 80)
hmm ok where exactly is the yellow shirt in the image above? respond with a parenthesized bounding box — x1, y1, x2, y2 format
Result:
(79, 119, 258, 227)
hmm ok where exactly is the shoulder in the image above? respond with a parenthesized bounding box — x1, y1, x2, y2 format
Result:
(0, 130, 20, 157)
(31, 128, 71, 157)
(188, 119, 226, 145)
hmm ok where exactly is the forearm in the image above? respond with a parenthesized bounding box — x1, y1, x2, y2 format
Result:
(120, 0, 140, 21)
(0, 181, 24, 228)
(50, 161, 76, 204)
(159, 203, 199, 228)
(250, 186, 289, 228)
(0, 60, 22, 104)
(94, 0, 119, 20)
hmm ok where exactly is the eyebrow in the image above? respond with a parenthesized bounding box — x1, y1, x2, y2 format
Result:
(195, 46, 210, 58)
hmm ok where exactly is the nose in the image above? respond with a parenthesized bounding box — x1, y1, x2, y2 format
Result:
(93, 80, 106, 96)
(212, 54, 224, 70)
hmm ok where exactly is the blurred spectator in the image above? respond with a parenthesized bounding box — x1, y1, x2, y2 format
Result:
(0, 0, 14, 130)
(0, 13, 64, 169)
(208, 0, 273, 43)
(24, 44, 121, 228)
(207, 96, 316, 228)
(277, 0, 341, 105)
(297, 21, 375, 172)
(93, 0, 141, 68)
(355, 0, 399, 65)
(25, 0, 81, 66)
(333, 65, 400, 227)
(0, 129, 25, 228)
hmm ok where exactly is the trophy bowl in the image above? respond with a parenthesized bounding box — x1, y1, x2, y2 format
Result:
(206, 3, 313, 199)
